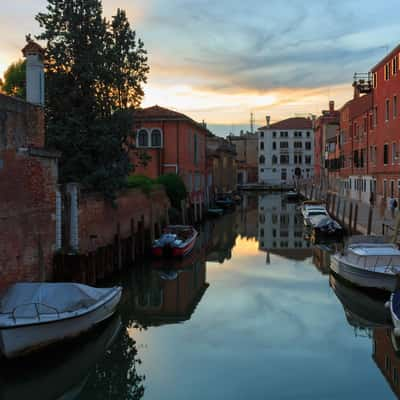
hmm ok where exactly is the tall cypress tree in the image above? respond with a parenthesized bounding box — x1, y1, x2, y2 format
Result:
(36, 0, 149, 198)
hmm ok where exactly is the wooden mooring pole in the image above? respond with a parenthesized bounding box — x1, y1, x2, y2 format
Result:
(367, 207, 373, 235)
(348, 203, 353, 235)
(353, 204, 358, 233)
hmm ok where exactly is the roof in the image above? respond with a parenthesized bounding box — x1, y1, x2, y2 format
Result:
(133, 105, 211, 132)
(259, 117, 313, 131)
(22, 40, 45, 57)
(371, 43, 400, 72)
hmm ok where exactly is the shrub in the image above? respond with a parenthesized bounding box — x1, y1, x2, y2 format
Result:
(156, 174, 187, 209)
(127, 175, 154, 193)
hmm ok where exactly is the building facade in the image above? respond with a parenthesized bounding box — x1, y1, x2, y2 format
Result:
(314, 101, 340, 188)
(258, 117, 314, 185)
(206, 135, 237, 199)
(228, 131, 258, 185)
(131, 106, 208, 209)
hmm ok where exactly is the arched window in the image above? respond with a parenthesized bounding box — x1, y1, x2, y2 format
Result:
(259, 155, 265, 164)
(272, 155, 277, 164)
(151, 129, 162, 147)
(138, 129, 149, 147)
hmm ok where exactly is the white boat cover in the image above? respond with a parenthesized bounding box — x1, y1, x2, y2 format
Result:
(0, 283, 113, 318)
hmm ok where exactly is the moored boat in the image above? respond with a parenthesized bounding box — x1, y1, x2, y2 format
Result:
(330, 236, 400, 291)
(207, 207, 224, 217)
(152, 225, 198, 257)
(0, 283, 122, 359)
(311, 215, 344, 242)
(389, 290, 400, 336)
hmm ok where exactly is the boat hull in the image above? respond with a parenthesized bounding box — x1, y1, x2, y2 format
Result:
(330, 255, 397, 291)
(0, 288, 122, 359)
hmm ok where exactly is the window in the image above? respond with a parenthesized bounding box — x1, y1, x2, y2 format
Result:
(260, 142, 264, 150)
(305, 142, 311, 150)
(373, 72, 378, 88)
(280, 142, 289, 149)
(273, 131, 277, 138)
(305, 156, 311, 164)
(394, 56, 398, 75)
(395, 96, 398, 118)
(384, 143, 389, 165)
(385, 63, 390, 80)
(151, 129, 162, 147)
(393, 143, 397, 164)
(306, 131, 310, 137)
(294, 141, 302, 149)
(281, 169, 287, 181)
(272, 155, 277, 164)
(260, 131, 264, 138)
(386, 99, 390, 121)
(280, 155, 289, 164)
(273, 142, 276, 150)
(391, 180, 395, 197)
(259, 155, 265, 164)
(280, 131, 288, 138)
(138, 129, 149, 147)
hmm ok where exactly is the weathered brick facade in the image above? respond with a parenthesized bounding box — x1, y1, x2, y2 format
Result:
(0, 94, 59, 288)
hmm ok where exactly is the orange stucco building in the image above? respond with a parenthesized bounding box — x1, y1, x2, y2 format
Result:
(131, 106, 209, 207)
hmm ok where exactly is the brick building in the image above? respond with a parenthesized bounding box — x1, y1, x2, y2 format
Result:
(316, 44, 400, 205)
(206, 134, 237, 199)
(228, 131, 258, 185)
(131, 106, 208, 210)
(314, 101, 340, 187)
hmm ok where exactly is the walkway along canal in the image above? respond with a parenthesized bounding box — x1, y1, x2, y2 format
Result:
(3, 193, 400, 399)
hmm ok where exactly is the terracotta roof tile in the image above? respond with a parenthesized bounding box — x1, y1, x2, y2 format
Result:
(259, 117, 313, 130)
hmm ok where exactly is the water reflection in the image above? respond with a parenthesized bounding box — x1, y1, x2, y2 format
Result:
(0, 315, 144, 400)
(373, 328, 400, 399)
(258, 194, 311, 261)
(130, 261, 209, 327)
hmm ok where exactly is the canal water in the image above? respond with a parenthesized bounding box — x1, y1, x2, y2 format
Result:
(2, 193, 399, 399)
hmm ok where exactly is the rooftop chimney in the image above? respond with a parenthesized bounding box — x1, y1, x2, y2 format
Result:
(22, 35, 45, 106)
(329, 101, 335, 112)
(266, 115, 270, 129)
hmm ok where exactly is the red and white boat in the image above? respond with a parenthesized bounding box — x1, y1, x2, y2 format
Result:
(152, 225, 198, 257)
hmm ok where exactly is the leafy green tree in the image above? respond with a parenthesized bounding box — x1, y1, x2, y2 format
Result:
(36, 0, 149, 198)
(1, 60, 26, 98)
(156, 174, 187, 209)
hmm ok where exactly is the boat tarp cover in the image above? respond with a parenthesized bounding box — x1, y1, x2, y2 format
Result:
(0, 283, 112, 316)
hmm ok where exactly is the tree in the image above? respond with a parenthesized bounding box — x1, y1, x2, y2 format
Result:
(1, 60, 26, 98)
(35, 0, 149, 198)
(156, 174, 187, 209)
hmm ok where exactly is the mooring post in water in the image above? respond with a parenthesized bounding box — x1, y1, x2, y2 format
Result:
(116, 222, 122, 270)
(130, 218, 135, 263)
(342, 200, 347, 227)
(348, 203, 353, 234)
(367, 207, 373, 235)
(332, 195, 336, 215)
(336, 197, 341, 219)
(392, 212, 400, 244)
(181, 200, 186, 225)
(353, 204, 358, 233)
(310, 185, 314, 200)
(165, 206, 170, 225)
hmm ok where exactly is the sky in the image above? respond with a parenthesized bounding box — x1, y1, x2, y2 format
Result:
(1, 1, 400, 136)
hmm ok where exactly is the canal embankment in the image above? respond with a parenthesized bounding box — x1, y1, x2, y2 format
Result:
(299, 183, 400, 240)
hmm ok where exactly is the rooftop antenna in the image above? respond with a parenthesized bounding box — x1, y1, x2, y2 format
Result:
(250, 112, 255, 133)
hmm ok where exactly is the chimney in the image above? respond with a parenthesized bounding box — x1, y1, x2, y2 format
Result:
(353, 82, 360, 100)
(329, 101, 335, 112)
(266, 115, 270, 129)
(22, 36, 45, 106)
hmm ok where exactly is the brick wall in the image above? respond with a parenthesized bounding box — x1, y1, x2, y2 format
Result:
(0, 95, 58, 289)
(78, 187, 170, 254)
(0, 93, 45, 150)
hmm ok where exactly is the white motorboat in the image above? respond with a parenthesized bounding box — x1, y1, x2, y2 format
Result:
(330, 236, 400, 291)
(303, 208, 329, 226)
(0, 282, 122, 358)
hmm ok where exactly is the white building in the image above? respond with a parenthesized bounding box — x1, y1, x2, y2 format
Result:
(258, 117, 314, 185)
(258, 195, 311, 261)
